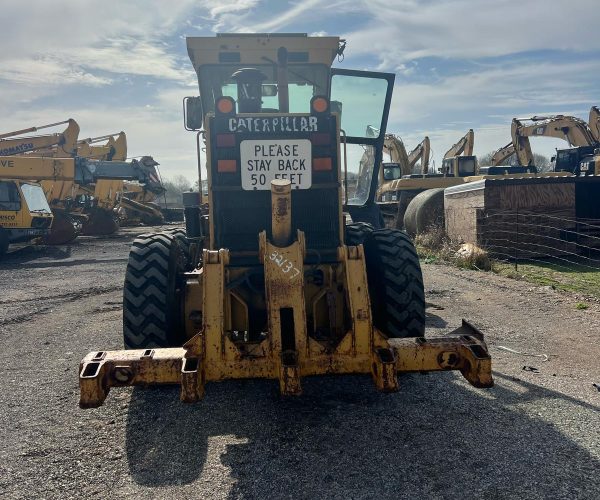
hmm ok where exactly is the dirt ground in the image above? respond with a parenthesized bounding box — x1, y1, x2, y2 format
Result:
(1, 226, 599, 499)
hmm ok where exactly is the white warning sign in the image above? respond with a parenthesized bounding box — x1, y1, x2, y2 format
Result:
(240, 139, 312, 190)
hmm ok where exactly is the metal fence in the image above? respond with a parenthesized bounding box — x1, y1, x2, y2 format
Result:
(453, 209, 600, 298)
(479, 211, 600, 271)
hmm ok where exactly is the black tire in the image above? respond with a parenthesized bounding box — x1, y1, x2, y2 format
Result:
(394, 191, 417, 230)
(81, 209, 119, 236)
(163, 228, 193, 270)
(345, 222, 374, 246)
(123, 233, 186, 349)
(403, 188, 445, 237)
(0, 229, 9, 257)
(363, 229, 425, 338)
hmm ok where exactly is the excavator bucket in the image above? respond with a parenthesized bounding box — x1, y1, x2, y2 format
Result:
(81, 209, 119, 236)
(43, 211, 79, 245)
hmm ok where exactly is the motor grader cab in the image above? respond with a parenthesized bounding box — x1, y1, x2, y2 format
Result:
(78, 33, 492, 408)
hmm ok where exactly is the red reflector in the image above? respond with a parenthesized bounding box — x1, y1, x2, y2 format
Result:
(217, 159, 237, 172)
(313, 158, 332, 171)
(216, 134, 236, 147)
(310, 133, 330, 146)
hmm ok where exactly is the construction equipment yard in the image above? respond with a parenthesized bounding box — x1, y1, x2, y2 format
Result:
(1, 227, 598, 499)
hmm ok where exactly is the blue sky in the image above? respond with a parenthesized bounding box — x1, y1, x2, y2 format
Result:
(1, 0, 599, 181)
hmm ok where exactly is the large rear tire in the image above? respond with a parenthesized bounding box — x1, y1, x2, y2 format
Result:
(363, 229, 425, 338)
(162, 228, 193, 270)
(403, 188, 445, 237)
(123, 233, 186, 349)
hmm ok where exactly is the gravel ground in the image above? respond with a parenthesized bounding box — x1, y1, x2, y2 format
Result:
(0, 226, 599, 499)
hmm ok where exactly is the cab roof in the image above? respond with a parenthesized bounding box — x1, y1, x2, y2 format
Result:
(186, 33, 341, 70)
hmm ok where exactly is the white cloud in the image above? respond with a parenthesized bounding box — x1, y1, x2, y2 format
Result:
(343, 0, 600, 66)
(0, 57, 111, 86)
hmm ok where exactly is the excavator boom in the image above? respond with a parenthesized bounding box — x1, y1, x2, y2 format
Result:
(491, 142, 515, 166)
(589, 106, 600, 143)
(444, 129, 474, 159)
(383, 134, 410, 176)
(0, 119, 79, 157)
(511, 115, 596, 166)
(407, 136, 430, 174)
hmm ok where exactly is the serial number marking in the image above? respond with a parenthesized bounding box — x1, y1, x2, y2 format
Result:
(269, 250, 301, 280)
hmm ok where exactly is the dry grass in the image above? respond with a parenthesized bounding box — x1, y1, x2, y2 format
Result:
(414, 227, 491, 271)
(415, 228, 600, 299)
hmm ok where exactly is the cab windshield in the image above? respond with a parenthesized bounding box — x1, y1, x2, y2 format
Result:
(20, 183, 52, 213)
(198, 64, 329, 114)
(382, 164, 402, 181)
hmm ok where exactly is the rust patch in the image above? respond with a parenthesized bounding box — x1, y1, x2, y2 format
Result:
(276, 196, 289, 217)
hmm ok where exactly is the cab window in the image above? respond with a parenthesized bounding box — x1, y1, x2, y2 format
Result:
(0, 181, 21, 211)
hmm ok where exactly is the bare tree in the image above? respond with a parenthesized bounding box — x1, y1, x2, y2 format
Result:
(162, 175, 193, 206)
(479, 151, 551, 172)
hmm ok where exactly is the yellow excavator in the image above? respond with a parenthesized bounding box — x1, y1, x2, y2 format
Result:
(72, 132, 171, 228)
(440, 129, 477, 176)
(78, 32, 493, 409)
(375, 130, 476, 228)
(0, 119, 82, 243)
(0, 153, 164, 244)
(512, 114, 600, 177)
(490, 142, 515, 166)
(376, 135, 430, 224)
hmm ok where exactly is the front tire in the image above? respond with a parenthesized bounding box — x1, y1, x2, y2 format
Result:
(123, 233, 186, 349)
(363, 229, 425, 338)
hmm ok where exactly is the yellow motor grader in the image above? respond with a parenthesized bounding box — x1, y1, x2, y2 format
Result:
(79, 33, 493, 408)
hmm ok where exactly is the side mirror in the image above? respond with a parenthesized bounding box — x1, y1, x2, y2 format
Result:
(183, 96, 203, 131)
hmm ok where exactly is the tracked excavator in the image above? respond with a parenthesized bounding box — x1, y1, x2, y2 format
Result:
(75, 133, 173, 227)
(78, 32, 493, 410)
(376, 130, 476, 228)
(476, 142, 537, 176)
(511, 115, 598, 175)
(376, 135, 430, 224)
(491, 142, 515, 166)
(0, 119, 82, 243)
(440, 129, 477, 176)
(0, 149, 164, 244)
